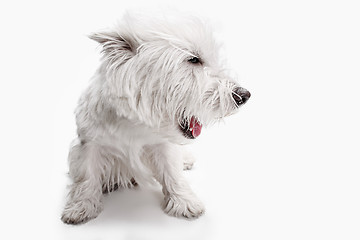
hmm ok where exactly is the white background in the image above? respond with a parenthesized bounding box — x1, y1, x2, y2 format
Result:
(0, 0, 359, 239)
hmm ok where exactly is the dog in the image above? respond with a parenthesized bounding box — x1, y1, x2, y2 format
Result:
(61, 12, 250, 224)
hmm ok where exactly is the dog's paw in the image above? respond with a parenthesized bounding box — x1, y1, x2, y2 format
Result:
(61, 199, 103, 225)
(102, 183, 120, 194)
(163, 194, 205, 219)
(183, 161, 194, 170)
(183, 152, 196, 170)
(102, 178, 138, 194)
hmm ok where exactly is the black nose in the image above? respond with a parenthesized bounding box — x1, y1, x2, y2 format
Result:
(232, 87, 251, 106)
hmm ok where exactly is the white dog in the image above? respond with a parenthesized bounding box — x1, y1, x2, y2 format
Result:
(61, 12, 250, 224)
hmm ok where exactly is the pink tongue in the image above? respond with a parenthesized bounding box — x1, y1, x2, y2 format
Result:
(190, 117, 202, 138)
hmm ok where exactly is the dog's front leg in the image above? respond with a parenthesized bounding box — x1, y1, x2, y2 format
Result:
(61, 141, 104, 224)
(150, 143, 205, 219)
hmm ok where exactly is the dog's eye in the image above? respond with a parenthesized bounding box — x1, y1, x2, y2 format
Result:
(188, 57, 201, 64)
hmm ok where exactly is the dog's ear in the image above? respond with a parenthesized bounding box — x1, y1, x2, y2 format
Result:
(89, 31, 136, 59)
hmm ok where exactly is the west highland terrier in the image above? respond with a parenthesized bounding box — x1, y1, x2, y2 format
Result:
(61, 12, 250, 224)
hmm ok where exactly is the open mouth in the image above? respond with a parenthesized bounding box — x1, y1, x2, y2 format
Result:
(180, 116, 203, 139)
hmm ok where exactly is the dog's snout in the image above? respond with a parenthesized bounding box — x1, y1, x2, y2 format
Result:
(232, 87, 251, 106)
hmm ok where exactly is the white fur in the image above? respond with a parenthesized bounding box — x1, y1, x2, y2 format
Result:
(61, 12, 249, 224)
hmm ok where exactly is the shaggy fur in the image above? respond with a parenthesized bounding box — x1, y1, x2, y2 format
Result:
(61, 12, 250, 224)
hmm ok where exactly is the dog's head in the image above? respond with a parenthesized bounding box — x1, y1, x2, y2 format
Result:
(90, 12, 250, 143)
